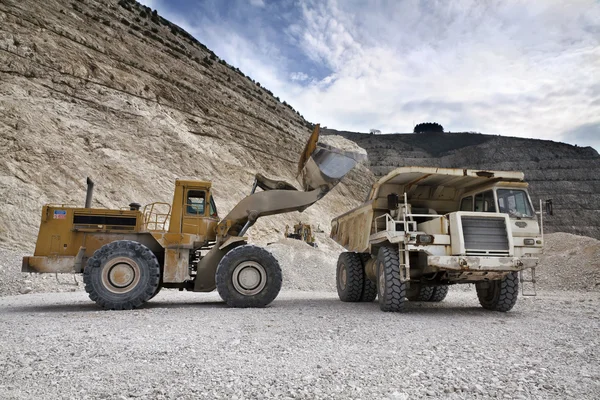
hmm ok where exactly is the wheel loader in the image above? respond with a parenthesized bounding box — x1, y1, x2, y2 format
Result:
(285, 222, 317, 247)
(331, 167, 549, 312)
(23, 125, 363, 310)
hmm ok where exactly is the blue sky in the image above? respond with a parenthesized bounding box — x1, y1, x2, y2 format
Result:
(139, 0, 600, 152)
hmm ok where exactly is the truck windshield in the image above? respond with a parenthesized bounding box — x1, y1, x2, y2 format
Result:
(496, 189, 534, 218)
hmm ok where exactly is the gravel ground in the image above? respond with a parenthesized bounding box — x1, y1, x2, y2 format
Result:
(0, 290, 598, 400)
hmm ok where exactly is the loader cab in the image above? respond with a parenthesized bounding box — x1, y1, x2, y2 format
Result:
(168, 179, 219, 237)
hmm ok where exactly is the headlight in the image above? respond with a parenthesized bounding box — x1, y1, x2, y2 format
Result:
(524, 238, 535, 245)
(416, 234, 434, 245)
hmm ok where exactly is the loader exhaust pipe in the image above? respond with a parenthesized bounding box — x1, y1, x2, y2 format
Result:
(85, 177, 94, 208)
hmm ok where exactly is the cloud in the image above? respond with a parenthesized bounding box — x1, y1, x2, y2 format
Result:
(140, 0, 600, 150)
(249, 0, 265, 7)
(290, 72, 308, 82)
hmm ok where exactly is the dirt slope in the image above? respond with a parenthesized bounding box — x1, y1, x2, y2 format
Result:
(0, 0, 373, 250)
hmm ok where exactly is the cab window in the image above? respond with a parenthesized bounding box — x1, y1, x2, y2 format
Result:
(474, 190, 496, 212)
(497, 189, 533, 217)
(460, 196, 473, 211)
(186, 190, 205, 216)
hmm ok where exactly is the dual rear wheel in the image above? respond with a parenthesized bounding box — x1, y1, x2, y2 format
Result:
(336, 252, 377, 303)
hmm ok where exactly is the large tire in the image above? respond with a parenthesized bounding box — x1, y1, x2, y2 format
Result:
(149, 285, 162, 300)
(407, 284, 434, 301)
(476, 272, 519, 312)
(359, 254, 377, 302)
(376, 247, 407, 312)
(216, 245, 282, 308)
(428, 285, 449, 302)
(336, 252, 364, 302)
(83, 240, 160, 310)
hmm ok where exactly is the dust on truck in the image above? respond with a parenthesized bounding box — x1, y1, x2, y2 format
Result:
(22, 125, 362, 310)
(331, 167, 545, 312)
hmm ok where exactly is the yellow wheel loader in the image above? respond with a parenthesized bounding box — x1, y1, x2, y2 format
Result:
(23, 126, 363, 310)
(285, 222, 317, 247)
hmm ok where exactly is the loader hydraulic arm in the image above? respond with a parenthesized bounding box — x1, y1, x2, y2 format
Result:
(216, 177, 326, 239)
(215, 125, 365, 241)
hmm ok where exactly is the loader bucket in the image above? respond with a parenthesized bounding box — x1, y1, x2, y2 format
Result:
(297, 124, 366, 192)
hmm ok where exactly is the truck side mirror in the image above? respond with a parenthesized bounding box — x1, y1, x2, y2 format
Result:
(545, 199, 553, 216)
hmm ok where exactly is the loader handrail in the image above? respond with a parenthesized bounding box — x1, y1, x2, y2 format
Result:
(142, 202, 171, 231)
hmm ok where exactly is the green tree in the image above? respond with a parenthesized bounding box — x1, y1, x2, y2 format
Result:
(414, 122, 444, 133)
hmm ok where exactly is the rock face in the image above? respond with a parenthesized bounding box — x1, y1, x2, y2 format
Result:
(322, 129, 600, 239)
(0, 0, 373, 250)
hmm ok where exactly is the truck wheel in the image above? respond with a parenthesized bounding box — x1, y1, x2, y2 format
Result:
(84, 240, 160, 310)
(336, 252, 364, 302)
(476, 272, 519, 312)
(428, 286, 449, 302)
(407, 285, 434, 301)
(359, 253, 377, 302)
(216, 245, 282, 308)
(376, 247, 407, 312)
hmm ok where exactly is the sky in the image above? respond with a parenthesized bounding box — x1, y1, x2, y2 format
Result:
(139, 0, 600, 152)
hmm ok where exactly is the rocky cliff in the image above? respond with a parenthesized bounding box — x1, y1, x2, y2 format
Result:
(0, 0, 372, 250)
(322, 129, 600, 239)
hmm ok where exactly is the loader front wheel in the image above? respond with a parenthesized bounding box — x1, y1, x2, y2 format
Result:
(84, 240, 160, 310)
(336, 252, 364, 302)
(376, 247, 407, 312)
(216, 245, 282, 308)
(476, 272, 519, 312)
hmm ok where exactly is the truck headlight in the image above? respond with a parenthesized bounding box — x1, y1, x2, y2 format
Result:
(416, 234, 434, 245)
(524, 238, 535, 245)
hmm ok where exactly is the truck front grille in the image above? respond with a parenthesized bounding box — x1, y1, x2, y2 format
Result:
(461, 216, 509, 255)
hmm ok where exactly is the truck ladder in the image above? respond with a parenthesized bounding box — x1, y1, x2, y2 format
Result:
(520, 268, 537, 296)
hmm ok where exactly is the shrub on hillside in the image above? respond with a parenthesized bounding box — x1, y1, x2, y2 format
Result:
(414, 122, 444, 133)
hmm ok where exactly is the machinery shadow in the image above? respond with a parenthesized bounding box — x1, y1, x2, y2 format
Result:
(3, 292, 519, 318)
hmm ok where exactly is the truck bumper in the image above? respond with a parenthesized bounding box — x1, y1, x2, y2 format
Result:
(427, 255, 538, 272)
(22, 256, 78, 273)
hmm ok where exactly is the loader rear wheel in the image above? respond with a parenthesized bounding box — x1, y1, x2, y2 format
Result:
(376, 247, 407, 312)
(476, 272, 519, 312)
(84, 240, 160, 310)
(149, 285, 162, 300)
(359, 254, 378, 302)
(428, 285, 449, 302)
(216, 245, 282, 308)
(336, 252, 364, 302)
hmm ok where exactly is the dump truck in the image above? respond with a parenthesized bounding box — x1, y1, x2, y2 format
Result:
(23, 126, 362, 310)
(285, 222, 317, 247)
(330, 167, 547, 312)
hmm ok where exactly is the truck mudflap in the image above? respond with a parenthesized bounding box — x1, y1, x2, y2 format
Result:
(427, 255, 538, 272)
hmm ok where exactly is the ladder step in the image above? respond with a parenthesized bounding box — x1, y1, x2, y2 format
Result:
(520, 268, 537, 297)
